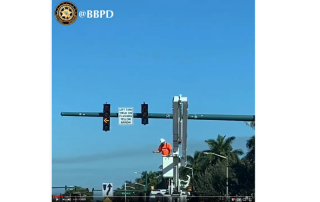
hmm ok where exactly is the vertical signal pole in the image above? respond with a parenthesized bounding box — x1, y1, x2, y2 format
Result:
(103, 103, 111, 131)
(141, 102, 148, 125)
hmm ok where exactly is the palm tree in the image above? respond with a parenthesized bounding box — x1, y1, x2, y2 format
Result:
(240, 122, 255, 194)
(235, 135, 255, 195)
(204, 134, 244, 163)
(244, 121, 255, 163)
(245, 136, 255, 163)
(202, 134, 246, 195)
(245, 121, 255, 129)
(133, 171, 163, 190)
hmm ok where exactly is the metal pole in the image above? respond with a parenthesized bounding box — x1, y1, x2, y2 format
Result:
(192, 169, 194, 190)
(125, 183, 127, 202)
(145, 171, 148, 191)
(60, 112, 255, 122)
(145, 171, 148, 202)
(226, 158, 229, 199)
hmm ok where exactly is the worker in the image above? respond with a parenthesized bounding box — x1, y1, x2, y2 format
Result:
(153, 138, 172, 156)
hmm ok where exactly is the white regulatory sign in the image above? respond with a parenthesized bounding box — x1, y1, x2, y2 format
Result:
(118, 107, 134, 125)
(102, 183, 113, 197)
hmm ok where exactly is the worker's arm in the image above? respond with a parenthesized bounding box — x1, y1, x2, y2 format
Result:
(153, 146, 162, 153)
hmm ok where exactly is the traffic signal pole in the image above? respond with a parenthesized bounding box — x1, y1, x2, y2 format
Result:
(60, 96, 254, 201)
(60, 112, 255, 122)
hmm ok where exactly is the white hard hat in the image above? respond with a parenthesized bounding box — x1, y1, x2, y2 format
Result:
(160, 138, 165, 143)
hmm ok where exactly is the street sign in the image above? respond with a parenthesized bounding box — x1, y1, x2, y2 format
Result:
(121, 192, 131, 195)
(102, 183, 113, 197)
(118, 107, 134, 125)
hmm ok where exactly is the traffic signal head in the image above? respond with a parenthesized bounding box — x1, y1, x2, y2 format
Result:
(141, 103, 148, 125)
(103, 103, 110, 131)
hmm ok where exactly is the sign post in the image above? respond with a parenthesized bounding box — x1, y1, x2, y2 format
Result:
(118, 107, 134, 125)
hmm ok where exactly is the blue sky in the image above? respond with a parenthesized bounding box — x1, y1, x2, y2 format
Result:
(52, 0, 255, 195)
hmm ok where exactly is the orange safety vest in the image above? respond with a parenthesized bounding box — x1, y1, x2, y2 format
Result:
(158, 142, 172, 156)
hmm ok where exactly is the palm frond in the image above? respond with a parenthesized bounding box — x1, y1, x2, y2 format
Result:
(232, 149, 244, 156)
